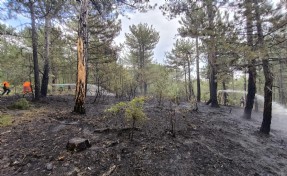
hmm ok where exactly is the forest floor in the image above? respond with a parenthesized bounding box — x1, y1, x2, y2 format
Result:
(0, 95, 287, 176)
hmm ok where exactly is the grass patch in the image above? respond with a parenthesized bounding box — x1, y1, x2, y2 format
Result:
(8, 98, 30, 110)
(0, 114, 12, 127)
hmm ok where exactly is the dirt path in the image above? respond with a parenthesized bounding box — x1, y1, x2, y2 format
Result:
(0, 95, 286, 176)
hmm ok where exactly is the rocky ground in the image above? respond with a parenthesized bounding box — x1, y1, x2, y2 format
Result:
(0, 95, 286, 176)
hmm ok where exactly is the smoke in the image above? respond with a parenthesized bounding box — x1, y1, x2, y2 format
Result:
(218, 89, 287, 133)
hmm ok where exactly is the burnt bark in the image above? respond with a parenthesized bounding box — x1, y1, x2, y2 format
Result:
(244, 64, 256, 118)
(142, 47, 148, 96)
(279, 60, 285, 105)
(196, 36, 201, 102)
(29, 0, 40, 100)
(74, 0, 88, 114)
(66, 137, 91, 152)
(41, 14, 51, 97)
(222, 81, 228, 106)
(207, 1, 219, 108)
(40, 1, 64, 97)
(254, 0, 273, 134)
(187, 54, 194, 101)
(243, 0, 256, 119)
(260, 59, 273, 134)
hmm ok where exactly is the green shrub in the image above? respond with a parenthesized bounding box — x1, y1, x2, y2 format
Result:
(106, 96, 147, 140)
(9, 98, 30, 110)
(124, 96, 146, 123)
(0, 114, 12, 127)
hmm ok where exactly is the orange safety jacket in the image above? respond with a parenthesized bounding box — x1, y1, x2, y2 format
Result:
(3, 81, 10, 88)
(23, 82, 32, 93)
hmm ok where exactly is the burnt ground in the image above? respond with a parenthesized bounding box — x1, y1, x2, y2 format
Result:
(0, 95, 287, 176)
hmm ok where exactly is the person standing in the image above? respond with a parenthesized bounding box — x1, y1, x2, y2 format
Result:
(23, 82, 32, 94)
(2, 81, 11, 95)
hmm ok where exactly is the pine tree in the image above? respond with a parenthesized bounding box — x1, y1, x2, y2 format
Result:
(125, 23, 159, 95)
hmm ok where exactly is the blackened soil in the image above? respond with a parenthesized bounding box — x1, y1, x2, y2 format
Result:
(0, 95, 286, 176)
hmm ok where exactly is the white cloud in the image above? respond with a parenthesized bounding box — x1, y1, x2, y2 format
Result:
(114, 1, 181, 64)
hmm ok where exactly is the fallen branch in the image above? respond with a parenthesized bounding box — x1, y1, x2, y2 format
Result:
(101, 164, 116, 176)
(94, 127, 141, 133)
(1, 130, 11, 135)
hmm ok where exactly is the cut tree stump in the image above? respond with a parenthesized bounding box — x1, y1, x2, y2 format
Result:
(66, 137, 91, 152)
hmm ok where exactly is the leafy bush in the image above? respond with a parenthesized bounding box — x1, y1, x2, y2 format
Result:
(9, 98, 30, 110)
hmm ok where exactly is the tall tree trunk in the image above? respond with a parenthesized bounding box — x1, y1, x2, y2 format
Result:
(144, 82, 147, 95)
(243, 0, 256, 119)
(187, 54, 194, 101)
(85, 18, 89, 96)
(139, 46, 144, 95)
(196, 36, 201, 102)
(279, 60, 285, 105)
(184, 63, 188, 100)
(254, 0, 273, 134)
(74, 0, 88, 114)
(142, 47, 147, 96)
(207, 1, 219, 108)
(41, 14, 51, 97)
(244, 65, 256, 118)
(29, 0, 40, 100)
(260, 59, 273, 134)
(222, 81, 227, 106)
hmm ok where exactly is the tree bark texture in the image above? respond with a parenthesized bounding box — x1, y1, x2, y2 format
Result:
(279, 60, 286, 105)
(184, 63, 188, 100)
(66, 137, 91, 152)
(74, 0, 88, 114)
(243, 0, 256, 118)
(196, 36, 201, 102)
(260, 59, 273, 134)
(244, 64, 256, 118)
(187, 54, 195, 101)
(207, 1, 219, 108)
(41, 14, 51, 97)
(254, 0, 273, 134)
(141, 46, 148, 96)
(222, 81, 228, 106)
(29, 0, 40, 100)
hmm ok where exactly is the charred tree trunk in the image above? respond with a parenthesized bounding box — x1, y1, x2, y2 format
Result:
(207, 1, 219, 108)
(41, 14, 51, 97)
(244, 65, 256, 118)
(144, 81, 147, 96)
(279, 60, 285, 105)
(142, 47, 148, 96)
(29, 0, 40, 100)
(254, 0, 273, 134)
(196, 36, 201, 102)
(187, 54, 195, 101)
(260, 59, 273, 134)
(138, 46, 144, 95)
(209, 65, 219, 107)
(184, 63, 188, 100)
(222, 81, 228, 106)
(243, 0, 256, 119)
(74, 0, 88, 114)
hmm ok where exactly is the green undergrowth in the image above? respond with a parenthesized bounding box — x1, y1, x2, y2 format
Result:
(106, 96, 147, 122)
(105, 96, 147, 140)
(0, 114, 12, 127)
(8, 98, 30, 110)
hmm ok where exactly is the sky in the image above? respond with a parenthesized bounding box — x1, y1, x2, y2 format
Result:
(1, 0, 280, 65)
(0, 0, 179, 64)
(114, 0, 181, 64)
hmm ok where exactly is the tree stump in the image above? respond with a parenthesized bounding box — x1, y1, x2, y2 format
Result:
(66, 137, 91, 152)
